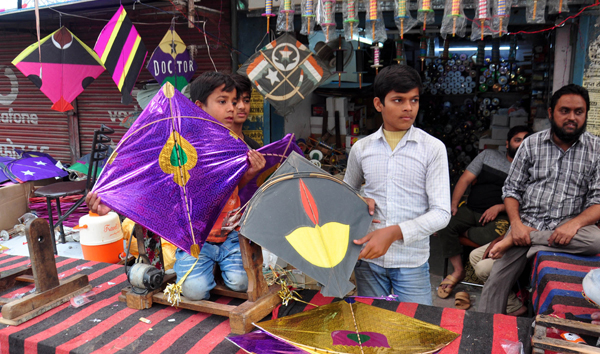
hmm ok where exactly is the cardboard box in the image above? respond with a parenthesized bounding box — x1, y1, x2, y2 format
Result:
(491, 126, 510, 140)
(0, 182, 33, 231)
(509, 116, 528, 128)
(491, 114, 509, 127)
(479, 137, 507, 150)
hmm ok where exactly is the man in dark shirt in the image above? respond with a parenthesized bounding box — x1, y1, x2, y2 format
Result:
(437, 126, 531, 299)
(480, 84, 600, 314)
(231, 74, 261, 149)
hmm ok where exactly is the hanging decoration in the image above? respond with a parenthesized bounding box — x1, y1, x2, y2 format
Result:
(493, 0, 513, 37)
(365, 0, 386, 43)
(441, 0, 467, 38)
(263, 0, 276, 33)
(471, 0, 492, 41)
(318, 0, 337, 42)
(371, 44, 383, 75)
(277, 0, 295, 32)
(527, 0, 547, 23)
(343, 0, 359, 41)
(395, 0, 418, 39)
(548, 0, 568, 14)
(334, 36, 346, 87)
(147, 26, 197, 91)
(238, 33, 331, 116)
(420, 35, 428, 71)
(94, 5, 147, 105)
(418, 0, 435, 30)
(12, 27, 105, 112)
(301, 0, 316, 35)
(354, 35, 367, 88)
(239, 152, 374, 298)
(395, 38, 406, 65)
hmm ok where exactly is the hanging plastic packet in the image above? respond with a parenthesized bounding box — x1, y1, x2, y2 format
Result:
(343, 0, 359, 41)
(318, 0, 337, 42)
(526, 0, 547, 23)
(547, 0, 569, 14)
(418, 0, 435, 31)
(301, 0, 317, 35)
(471, 0, 492, 41)
(395, 0, 418, 39)
(263, 0, 276, 33)
(493, 0, 513, 37)
(364, 0, 386, 43)
(441, 0, 467, 38)
(277, 0, 295, 33)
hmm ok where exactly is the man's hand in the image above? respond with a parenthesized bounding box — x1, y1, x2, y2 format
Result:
(482, 236, 504, 259)
(451, 204, 458, 216)
(547, 220, 580, 246)
(479, 204, 503, 226)
(511, 221, 537, 246)
(85, 192, 112, 216)
(354, 225, 402, 260)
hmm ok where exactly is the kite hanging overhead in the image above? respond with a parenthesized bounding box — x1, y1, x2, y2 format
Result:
(92, 83, 249, 256)
(12, 26, 105, 112)
(147, 26, 197, 91)
(239, 152, 373, 298)
(238, 33, 331, 116)
(94, 5, 147, 105)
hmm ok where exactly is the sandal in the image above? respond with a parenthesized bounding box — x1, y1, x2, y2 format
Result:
(437, 275, 459, 299)
(455, 291, 471, 310)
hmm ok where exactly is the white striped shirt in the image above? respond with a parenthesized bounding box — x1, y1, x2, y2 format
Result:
(344, 125, 451, 268)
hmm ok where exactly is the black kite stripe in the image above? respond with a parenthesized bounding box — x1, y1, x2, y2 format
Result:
(102, 19, 133, 74)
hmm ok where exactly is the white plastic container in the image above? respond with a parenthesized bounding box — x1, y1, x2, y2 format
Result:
(76, 211, 124, 264)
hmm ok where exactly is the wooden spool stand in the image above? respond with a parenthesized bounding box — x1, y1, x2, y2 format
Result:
(0, 218, 91, 325)
(532, 314, 600, 354)
(119, 234, 281, 334)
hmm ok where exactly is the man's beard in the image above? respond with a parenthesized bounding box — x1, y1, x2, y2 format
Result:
(507, 145, 518, 159)
(550, 115, 586, 144)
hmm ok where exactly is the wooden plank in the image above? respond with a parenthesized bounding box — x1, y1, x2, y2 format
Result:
(536, 315, 600, 337)
(15, 275, 35, 283)
(532, 335, 600, 354)
(0, 283, 92, 326)
(26, 218, 59, 292)
(151, 294, 237, 317)
(239, 235, 268, 302)
(211, 284, 248, 300)
(0, 266, 32, 290)
(229, 285, 281, 334)
(1, 274, 89, 320)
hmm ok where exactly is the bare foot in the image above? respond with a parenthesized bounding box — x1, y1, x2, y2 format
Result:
(489, 235, 513, 259)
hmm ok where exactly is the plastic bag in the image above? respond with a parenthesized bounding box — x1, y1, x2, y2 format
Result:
(277, 0, 295, 33)
(300, 0, 317, 36)
(395, 0, 418, 39)
(526, 0, 547, 24)
(492, 0, 514, 37)
(547, 0, 569, 14)
(317, 0, 337, 42)
(500, 339, 524, 354)
(363, 0, 386, 43)
(441, 0, 468, 38)
(343, 0, 359, 41)
(417, 0, 435, 31)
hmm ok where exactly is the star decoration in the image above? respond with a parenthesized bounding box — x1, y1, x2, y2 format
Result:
(279, 46, 293, 63)
(265, 69, 280, 85)
(169, 41, 177, 54)
(34, 160, 47, 166)
(22, 170, 35, 176)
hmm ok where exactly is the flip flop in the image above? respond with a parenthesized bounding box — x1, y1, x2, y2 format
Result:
(437, 275, 459, 299)
(455, 291, 471, 310)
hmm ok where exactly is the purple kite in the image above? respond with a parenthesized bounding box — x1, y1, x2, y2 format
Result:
(238, 133, 303, 205)
(1, 156, 68, 183)
(12, 27, 105, 112)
